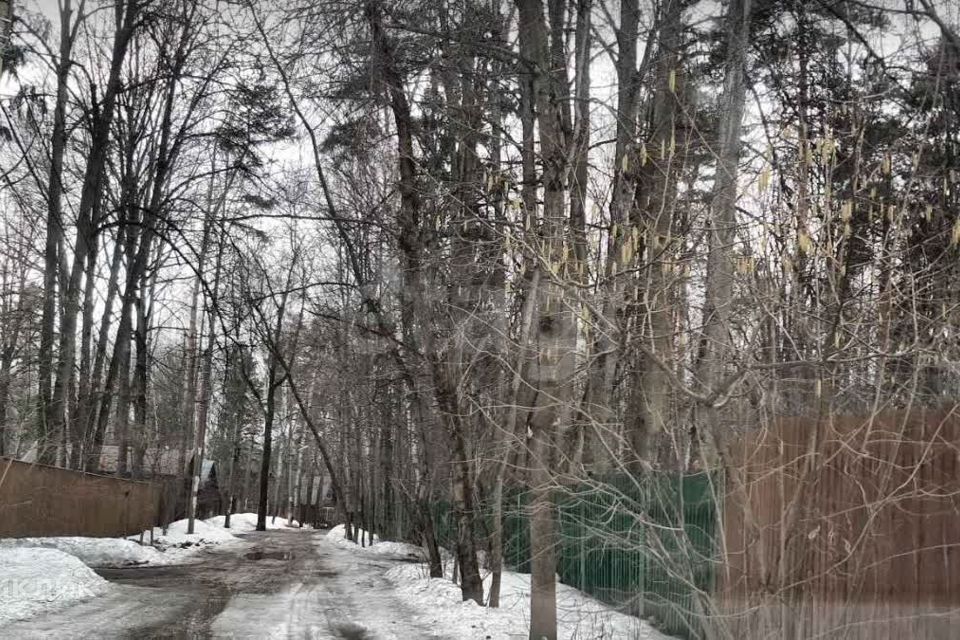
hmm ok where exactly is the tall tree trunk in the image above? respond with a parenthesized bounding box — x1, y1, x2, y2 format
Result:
(366, 0, 484, 603)
(37, 0, 76, 465)
(260, 334, 356, 542)
(131, 263, 152, 476)
(489, 266, 540, 608)
(694, 0, 753, 466)
(51, 0, 139, 468)
(257, 363, 280, 531)
(252, 0, 444, 575)
(569, 0, 592, 274)
(89, 222, 152, 472)
(628, 0, 684, 467)
(290, 423, 303, 526)
(73, 228, 99, 468)
(378, 407, 394, 537)
(76, 222, 126, 470)
(241, 438, 253, 512)
(86, 5, 186, 471)
(271, 390, 291, 524)
(0, 278, 26, 458)
(180, 274, 201, 489)
(188, 209, 222, 533)
(254, 286, 293, 531)
(188, 307, 216, 528)
(486, 11, 526, 604)
(516, 1, 577, 636)
(580, 0, 639, 470)
(221, 343, 248, 526)
(115, 334, 132, 475)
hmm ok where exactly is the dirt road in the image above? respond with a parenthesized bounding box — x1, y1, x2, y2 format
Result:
(5, 528, 449, 639)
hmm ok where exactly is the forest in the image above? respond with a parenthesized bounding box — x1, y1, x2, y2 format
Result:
(0, 0, 958, 638)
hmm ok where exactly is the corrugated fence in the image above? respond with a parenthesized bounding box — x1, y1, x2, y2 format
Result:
(0, 457, 162, 538)
(433, 472, 719, 639)
(426, 411, 960, 639)
(719, 409, 960, 640)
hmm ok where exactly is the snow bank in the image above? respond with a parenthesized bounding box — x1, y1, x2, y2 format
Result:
(384, 562, 673, 640)
(0, 536, 167, 567)
(204, 512, 301, 532)
(327, 524, 379, 543)
(0, 548, 110, 624)
(324, 525, 426, 560)
(8, 513, 309, 569)
(1, 517, 245, 570)
(384, 563, 516, 638)
(149, 518, 238, 549)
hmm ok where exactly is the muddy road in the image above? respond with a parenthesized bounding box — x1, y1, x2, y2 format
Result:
(5, 528, 449, 639)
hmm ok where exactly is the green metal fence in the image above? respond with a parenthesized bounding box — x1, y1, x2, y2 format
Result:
(432, 472, 718, 639)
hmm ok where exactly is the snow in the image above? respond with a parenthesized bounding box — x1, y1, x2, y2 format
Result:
(0, 536, 169, 567)
(324, 525, 426, 560)
(326, 528, 673, 639)
(0, 518, 244, 569)
(211, 531, 452, 640)
(326, 524, 379, 543)
(0, 514, 266, 626)
(0, 513, 309, 576)
(383, 563, 671, 639)
(0, 525, 673, 638)
(141, 517, 239, 553)
(204, 512, 302, 533)
(0, 548, 110, 624)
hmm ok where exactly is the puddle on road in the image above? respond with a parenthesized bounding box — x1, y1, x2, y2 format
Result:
(244, 550, 293, 561)
(333, 621, 373, 639)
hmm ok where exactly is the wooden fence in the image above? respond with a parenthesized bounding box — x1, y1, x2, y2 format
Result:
(718, 409, 960, 640)
(0, 457, 162, 538)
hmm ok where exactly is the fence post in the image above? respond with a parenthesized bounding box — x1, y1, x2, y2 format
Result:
(579, 497, 585, 592)
(516, 491, 521, 569)
(639, 477, 646, 620)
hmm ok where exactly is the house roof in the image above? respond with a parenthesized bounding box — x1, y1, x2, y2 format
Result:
(98, 445, 181, 476)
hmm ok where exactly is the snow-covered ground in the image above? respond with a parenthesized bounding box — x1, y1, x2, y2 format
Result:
(3, 522, 673, 638)
(0, 517, 241, 572)
(128, 512, 306, 557)
(385, 562, 671, 640)
(0, 513, 304, 573)
(329, 527, 673, 639)
(4, 528, 454, 639)
(1, 516, 246, 571)
(140, 516, 239, 551)
(0, 512, 283, 627)
(0, 535, 170, 567)
(325, 524, 426, 559)
(0, 548, 111, 624)
(205, 512, 303, 533)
